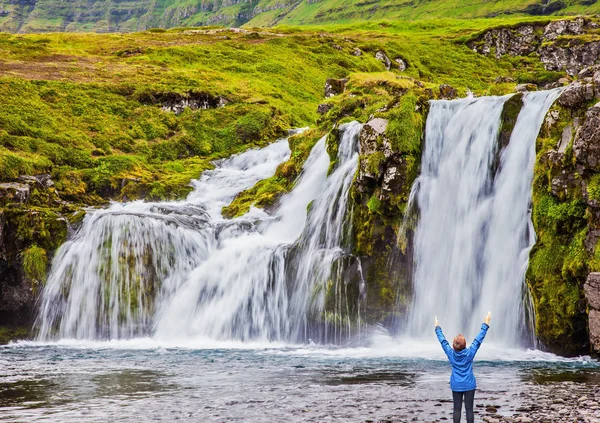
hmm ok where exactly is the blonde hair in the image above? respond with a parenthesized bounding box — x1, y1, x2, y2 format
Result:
(453, 334, 466, 351)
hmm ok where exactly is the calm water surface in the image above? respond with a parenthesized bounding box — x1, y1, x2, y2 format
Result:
(1, 339, 598, 422)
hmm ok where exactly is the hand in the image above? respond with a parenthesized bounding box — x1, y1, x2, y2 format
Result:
(484, 311, 491, 325)
(434, 315, 439, 327)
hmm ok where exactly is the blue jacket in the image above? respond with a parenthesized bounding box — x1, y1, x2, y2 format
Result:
(435, 323, 489, 392)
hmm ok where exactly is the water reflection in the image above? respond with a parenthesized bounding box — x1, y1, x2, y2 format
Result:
(0, 369, 174, 410)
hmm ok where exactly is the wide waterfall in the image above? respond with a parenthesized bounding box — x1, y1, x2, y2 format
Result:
(35, 123, 362, 343)
(406, 90, 562, 347)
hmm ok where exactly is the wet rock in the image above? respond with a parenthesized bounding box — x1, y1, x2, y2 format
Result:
(584, 273, 600, 354)
(317, 103, 334, 114)
(557, 82, 595, 108)
(0, 183, 30, 206)
(324, 78, 348, 98)
(573, 102, 600, 171)
(439, 84, 457, 99)
(394, 57, 407, 71)
(375, 50, 392, 70)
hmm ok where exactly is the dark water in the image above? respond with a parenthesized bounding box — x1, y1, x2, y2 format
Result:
(1, 340, 599, 422)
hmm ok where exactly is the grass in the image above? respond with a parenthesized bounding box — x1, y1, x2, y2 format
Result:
(0, 19, 562, 205)
(1, 0, 597, 32)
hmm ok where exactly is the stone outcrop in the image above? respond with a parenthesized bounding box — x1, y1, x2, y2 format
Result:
(375, 50, 392, 71)
(557, 82, 595, 108)
(394, 57, 407, 71)
(356, 118, 412, 206)
(0, 183, 30, 206)
(584, 273, 600, 354)
(0, 174, 73, 336)
(324, 78, 348, 98)
(470, 18, 600, 76)
(136, 91, 229, 115)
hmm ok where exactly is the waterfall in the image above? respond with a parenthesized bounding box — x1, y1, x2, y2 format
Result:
(406, 90, 562, 347)
(36, 123, 362, 343)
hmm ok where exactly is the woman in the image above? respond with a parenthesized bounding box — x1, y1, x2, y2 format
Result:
(435, 312, 491, 423)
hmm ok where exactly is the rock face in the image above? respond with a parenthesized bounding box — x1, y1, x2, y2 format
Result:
(584, 273, 600, 354)
(356, 118, 408, 200)
(574, 102, 600, 171)
(557, 82, 595, 108)
(470, 18, 600, 76)
(0, 175, 72, 336)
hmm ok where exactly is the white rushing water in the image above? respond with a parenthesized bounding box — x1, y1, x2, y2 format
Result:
(406, 90, 562, 347)
(36, 123, 362, 343)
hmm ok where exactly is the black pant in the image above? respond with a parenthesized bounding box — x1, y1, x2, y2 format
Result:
(452, 389, 475, 423)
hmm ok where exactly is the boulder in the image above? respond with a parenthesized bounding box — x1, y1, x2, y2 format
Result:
(351, 48, 362, 56)
(578, 64, 600, 79)
(557, 82, 594, 108)
(359, 118, 388, 156)
(573, 102, 600, 171)
(515, 83, 537, 92)
(324, 78, 348, 98)
(394, 57, 407, 71)
(584, 273, 600, 354)
(543, 18, 585, 41)
(0, 183, 30, 206)
(19, 174, 54, 189)
(439, 84, 457, 100)
(375, 50, 392, 70)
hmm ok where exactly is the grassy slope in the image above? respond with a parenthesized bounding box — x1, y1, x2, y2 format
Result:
(0, 0, 597, 33)
(0, 19, 561, 205)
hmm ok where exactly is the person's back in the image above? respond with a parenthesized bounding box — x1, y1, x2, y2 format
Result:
(435, 312, 491, 423)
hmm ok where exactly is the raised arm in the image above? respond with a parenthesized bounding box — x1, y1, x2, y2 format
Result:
(468, 312, 491, 357)
(435, 320, 454, 360)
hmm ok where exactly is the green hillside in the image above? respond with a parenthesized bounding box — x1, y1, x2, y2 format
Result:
(0, 0, 598, 33)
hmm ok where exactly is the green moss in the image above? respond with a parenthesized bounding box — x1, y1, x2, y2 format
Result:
(22, 244, 48, 286)
(386, 93, 423, 154)
(0, 326, 30, 344)
(223, 129, 323, 218)
(367, 194, 381, 213)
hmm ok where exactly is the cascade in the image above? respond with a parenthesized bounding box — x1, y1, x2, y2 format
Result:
(35, 123, 362, 343)
(406, 90, 562, 346)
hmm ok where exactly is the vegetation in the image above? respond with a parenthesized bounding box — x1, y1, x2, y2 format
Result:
(0, 0, 598, 32)
(527, 102, 592, 355)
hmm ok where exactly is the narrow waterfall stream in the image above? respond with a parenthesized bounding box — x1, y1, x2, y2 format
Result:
(35, 123, 362, 343)
(406, 90, 563, 347)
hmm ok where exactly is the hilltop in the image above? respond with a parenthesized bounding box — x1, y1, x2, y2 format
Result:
(0, 0, 598, 33)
